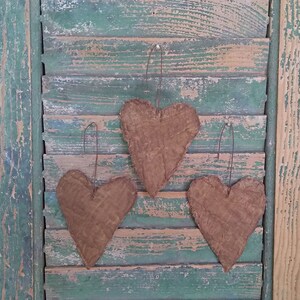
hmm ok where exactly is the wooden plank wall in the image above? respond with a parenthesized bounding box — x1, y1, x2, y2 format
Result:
(41, 0, 270, 298)
(274, 0, 300, 299)
(0, 0, 34, 298)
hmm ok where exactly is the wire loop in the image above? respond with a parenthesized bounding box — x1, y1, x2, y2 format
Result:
(217, 122, 235, 189)
(83, 122, 99, 191)
(145, 44, 163, 108)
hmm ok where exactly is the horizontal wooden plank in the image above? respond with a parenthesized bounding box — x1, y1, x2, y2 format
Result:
(42, 76, 267, 115)
(45, 191, 194, 229)
(43, 153, 265, 191)
(43, 115, 266, 154)
(42, 37, 269, 76)
(44, 191, 263, 229)
(41, 0, 269, 38)
(45, 227, 263, 267)
(45, 264, 262, 299)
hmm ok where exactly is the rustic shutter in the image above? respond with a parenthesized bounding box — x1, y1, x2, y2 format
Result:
(41, 0, 272, 298)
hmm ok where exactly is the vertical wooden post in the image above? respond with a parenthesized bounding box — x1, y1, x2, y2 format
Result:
(274, 0, 300, 299)
(0, 0, 34, 298)
(30, 0, 44, 298)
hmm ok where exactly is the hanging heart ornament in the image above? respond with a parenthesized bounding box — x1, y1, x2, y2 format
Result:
(120, 99, 200, 197)
(56, 170, 137, 268)
(187, 175, 266, 272)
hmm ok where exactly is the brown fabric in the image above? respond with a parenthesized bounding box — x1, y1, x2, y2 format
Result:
(187, 175, 266, 272)
(56, 170, 137, 268)
(120, 99, 200, 198)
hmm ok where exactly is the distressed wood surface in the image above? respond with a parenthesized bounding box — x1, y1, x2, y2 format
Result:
(45, 227, 263, 267)
(41, 0, 269, 38)
(40, 0, 271, 297)
(0, 0, 33, 298)
(274, 0, 300, 298)
(43, 76, 267, 115)
(45, 264, 263, 299)
(45, 191, 263, 229)
(43, 115, 267, 154)
(44, 191, 195, 229)
(42, 37, 269, 76)
(43, 153, 265, 191)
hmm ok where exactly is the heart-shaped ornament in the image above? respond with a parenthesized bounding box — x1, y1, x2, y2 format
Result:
(187, 175, 266, 272)
(56, 170, 137, 268)
(120, 99, 200, 198)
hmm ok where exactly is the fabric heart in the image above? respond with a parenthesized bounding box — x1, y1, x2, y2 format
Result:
(187, 175, 266, 272)
(120, 99, 200, 197)
(56, 170, 137, 268)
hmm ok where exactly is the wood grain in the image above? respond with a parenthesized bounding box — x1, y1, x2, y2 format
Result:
(44, 191, 195, 229)
(42, 76, 267, 115)
(41, 0, 269, 38)
(0, 0, 33, 298)
(42, 37, 269, 76)
(45, 264, 263, 299)
(274, 0, 300, 298)
(43, 153, 265, 191)
(43, 115, 266, 154)
(45, 227, 263, 266)
(40, 0, 271, 297)
(44, 191, 263, 229)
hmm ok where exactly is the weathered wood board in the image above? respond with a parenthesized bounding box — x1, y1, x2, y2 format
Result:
(43, 76, 267, 115)
(44, 191, 263, 229)
(44, 191, 195, 228)
(0, 0, 34, 298)
(42, 37, 269, 76)
(43, 153, 265, 191)
(274, 0, 300, 298)
(41, 0, 269, 38)
(43, 115, 267, 154)
(45, 264, 263, 299)
(45, 228, 263, 266)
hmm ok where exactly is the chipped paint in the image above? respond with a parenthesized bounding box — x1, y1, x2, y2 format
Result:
(43, 153, 265, 191)
(42, 0, 268, 38)
(16, 120, 24, 145)
(43, 37, 269, 76)
(0, 19, 7, 182)
(180, 86, 199, 100)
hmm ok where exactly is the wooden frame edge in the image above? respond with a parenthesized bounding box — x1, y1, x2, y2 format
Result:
(30, 0, 44, 299)
(263, 0, 280, 298)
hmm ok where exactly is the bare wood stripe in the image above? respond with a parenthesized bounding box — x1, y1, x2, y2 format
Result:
(43, 153, 265, 191)
(45, 263, 263, 299)
(43, 115, 266, 154)
(42, 76, 267, 115)
(41, 0, 269, 38)
(45, 227, 263, 267)
(42, 37, 269, 76)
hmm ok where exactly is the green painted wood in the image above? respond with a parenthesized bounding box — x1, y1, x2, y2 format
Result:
(42, 37, 269, 76)
(41, 0, 269, 38)
(44, 191, 263, 229)
(263, 0, 280, 298)
(45, 264, 263, 299)
(45, 227, 263, 266)
(43, 76, 267, 115)
(0, 0, 33, 298)
(45, 191, 195, 229)
(43, 153, 265, 191)
(43, 115, 267, 154)
(30, 0, 45, 298)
